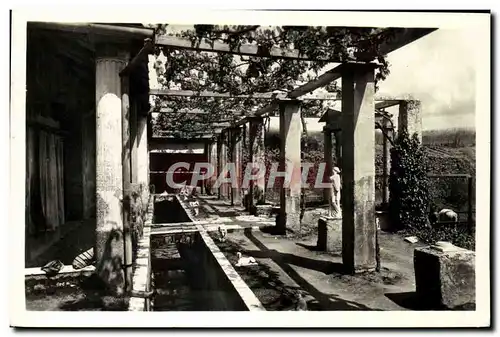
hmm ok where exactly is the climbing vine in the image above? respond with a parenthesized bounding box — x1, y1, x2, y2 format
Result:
(148, 24, 395, 136)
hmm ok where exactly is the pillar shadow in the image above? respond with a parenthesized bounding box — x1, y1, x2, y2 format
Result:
(296, 242, 321, 252)
(384, 292, 476, 311)
(242, 228, 378, 311)
(259, 225, 294, 235)
(295, 243, 343, 257)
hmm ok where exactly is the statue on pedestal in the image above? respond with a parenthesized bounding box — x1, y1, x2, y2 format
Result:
(328, 167, 342, 218)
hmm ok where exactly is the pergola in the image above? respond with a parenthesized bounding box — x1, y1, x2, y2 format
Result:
(32, 22, 436, 284)
(147, 28, 432, 274)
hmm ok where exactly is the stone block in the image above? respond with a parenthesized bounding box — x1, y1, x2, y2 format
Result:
(317, 216, 342, 252)
(414, 242, 475, 309)
(251, 204, 273, 218)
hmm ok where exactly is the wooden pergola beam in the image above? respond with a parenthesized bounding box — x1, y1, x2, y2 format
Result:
(378, 28, 437, 55)
(156, 35, 315, 61)
(231, 62, 375, 128)
(155, 28, 436, 62)
(150, 89, 339, 100)
(375, 100, 401, 110)
(29, 22, 154, 38)
(120, 38, 155, 76)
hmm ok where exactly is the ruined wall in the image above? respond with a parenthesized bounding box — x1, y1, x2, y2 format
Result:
(63, 110, 84, 221)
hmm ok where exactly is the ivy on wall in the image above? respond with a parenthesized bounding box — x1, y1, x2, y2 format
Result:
(389, 130, 430, 231)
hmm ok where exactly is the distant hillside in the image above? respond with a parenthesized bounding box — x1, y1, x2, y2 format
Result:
(422, 128, 475, 146)
(266, 127, 476, 148)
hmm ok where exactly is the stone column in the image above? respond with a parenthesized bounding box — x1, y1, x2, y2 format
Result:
(277, 99, 302, 234)
(249, 117, 266, 209)
(341, 64, 377, 274)
(95, 44, 129, 294)
(217, 131, 228, 199)
(230, 127, 242, 206)
(334, 130, 342, 168)
(121, 74, 133, 292)
(137, 111, 149, 204)
(381, 118, 392, 205)
(323, 126, 333, 204)
(209, 139, 218, 195)
(130, 98, 138, 185)
(398, 100, 422, 143)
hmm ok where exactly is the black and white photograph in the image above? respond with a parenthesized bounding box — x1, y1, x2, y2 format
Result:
(9, 8, 490, 328)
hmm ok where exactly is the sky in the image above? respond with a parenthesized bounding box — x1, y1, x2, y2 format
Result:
(377, 28, 476, 131)
(150, 26, 477, 132)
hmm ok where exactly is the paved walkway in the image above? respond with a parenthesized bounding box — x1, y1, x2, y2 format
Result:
(193, 195, 425, 311)
(221, 229, 423, 310)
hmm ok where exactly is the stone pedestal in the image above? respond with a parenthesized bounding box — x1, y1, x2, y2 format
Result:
(414, 242, 475, 309)
(317, 216, 342, 252)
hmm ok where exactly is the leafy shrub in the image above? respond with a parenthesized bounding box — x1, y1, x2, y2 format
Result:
(389, 130, 430, 231)
(402, 225, 475, 251)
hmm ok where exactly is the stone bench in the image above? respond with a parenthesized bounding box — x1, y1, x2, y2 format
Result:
(414, 241, 475, 309)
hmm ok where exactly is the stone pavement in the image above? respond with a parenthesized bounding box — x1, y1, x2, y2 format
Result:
(194, 195, 423, 311)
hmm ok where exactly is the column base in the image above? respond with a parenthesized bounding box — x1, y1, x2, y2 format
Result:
(95, 229, 125, 296)
(277, 196, 301, 233)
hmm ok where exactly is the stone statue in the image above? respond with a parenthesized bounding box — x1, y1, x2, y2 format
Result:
(328, 167, 342, 218)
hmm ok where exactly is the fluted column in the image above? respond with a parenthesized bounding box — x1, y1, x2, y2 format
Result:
(95, 44, 129, 295)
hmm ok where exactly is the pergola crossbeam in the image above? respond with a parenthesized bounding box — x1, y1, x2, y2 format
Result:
(120, 38, 155, 76)
(156, 35, 322, 61)
(375, 100, 401, 110)
(150, 89, 339, 100)
(155, 28, 437, 62)
(29, 22, 154, 38)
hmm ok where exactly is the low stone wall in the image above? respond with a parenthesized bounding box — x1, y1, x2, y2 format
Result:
(176, 196, 265, 311)
(128, 195, 154, 311)
(414, 242, 475, 309)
